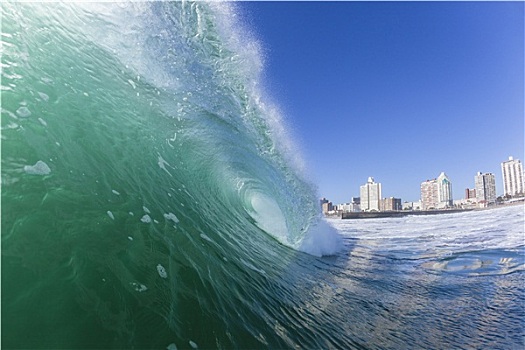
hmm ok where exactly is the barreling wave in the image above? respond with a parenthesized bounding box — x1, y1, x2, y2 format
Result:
(1, 1, 341, 348)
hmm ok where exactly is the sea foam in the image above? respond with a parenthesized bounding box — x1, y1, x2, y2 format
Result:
(24, 160, 51, 175)
(164, 212, 179, 223)
(297, 219, 343, 257)
(16, 106, 31, 118)
(157, 264, 167, 278)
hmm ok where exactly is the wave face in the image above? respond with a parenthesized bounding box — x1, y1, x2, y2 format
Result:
(1, 2, 340, 349)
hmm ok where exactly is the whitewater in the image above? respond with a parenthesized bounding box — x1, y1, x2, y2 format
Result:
(2, 1, 524, 349)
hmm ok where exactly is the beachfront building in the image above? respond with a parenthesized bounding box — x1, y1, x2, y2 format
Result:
(437, 172, 453, 208)
(337, 202, 360, 213)
(402, 200, 422, 211)
(454, 198, 477, 209)
(360, 177, 381, 211)
(475, 172, 497, 205)
(381, 197, 402, 211)
(321, 200, 334, 214)
(421, 172, 453, 210)
(320, 198, 335, 214)
(337, 203, 351, 213)
(465, 188, 476, 200)
(420, 179, 438, 210)
(348, 197, 361, 212)
(501, 156, 524, 197)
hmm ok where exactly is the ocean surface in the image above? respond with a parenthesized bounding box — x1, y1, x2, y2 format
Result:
(2, 2, 524, 349)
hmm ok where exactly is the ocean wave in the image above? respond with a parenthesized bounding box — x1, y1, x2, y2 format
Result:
(1, 2, 341, 348)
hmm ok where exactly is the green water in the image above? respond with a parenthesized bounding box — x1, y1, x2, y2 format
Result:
(1, 2, 332, 348)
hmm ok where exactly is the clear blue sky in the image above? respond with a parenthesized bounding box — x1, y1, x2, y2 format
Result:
(240, 1, 524, 204)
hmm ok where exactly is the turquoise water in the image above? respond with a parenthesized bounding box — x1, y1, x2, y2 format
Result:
(2, 2, 339, 348)
(2, 2, 524, 349)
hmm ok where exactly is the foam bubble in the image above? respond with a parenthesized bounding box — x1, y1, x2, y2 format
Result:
(156, 264, 167, 278)
(107, 211, 114, 220)
(130, 282, 148, 292)
(112, 189, 120, 195)
(16, 106, 31, 118)
(164, 212, 179, 223)
(4, 122, 19, 129)
(38, 92, 49, 101)
(140, 214, 152, 223)
(166, 343, 177, 350)
(189, 340, 198, 349)
(24, 160, 51, 175)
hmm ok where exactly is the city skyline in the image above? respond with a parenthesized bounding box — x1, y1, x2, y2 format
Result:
(323, 155, 524, 208)
(242, 2, 524, 204)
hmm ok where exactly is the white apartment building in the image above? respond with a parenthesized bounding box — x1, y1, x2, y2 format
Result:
(501, 156, 524, 197)
(475, 172, 496, 204)
(437, 172, 453, 208)
(360, 177, 382, 211)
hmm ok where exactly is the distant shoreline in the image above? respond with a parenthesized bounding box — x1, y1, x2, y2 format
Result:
(337, 200, 524, 220)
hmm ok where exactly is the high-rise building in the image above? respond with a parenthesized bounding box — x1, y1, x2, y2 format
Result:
(421, 172, 453, 210)
(437, 172, 453, 208)
(360, 177, 382, 211)
(475, 172, 496, 204)
(501, 156, 524, 197)
(320, 198, 334, 214)
(420, 179, 438, 210)
(321, 201, 333, 214)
